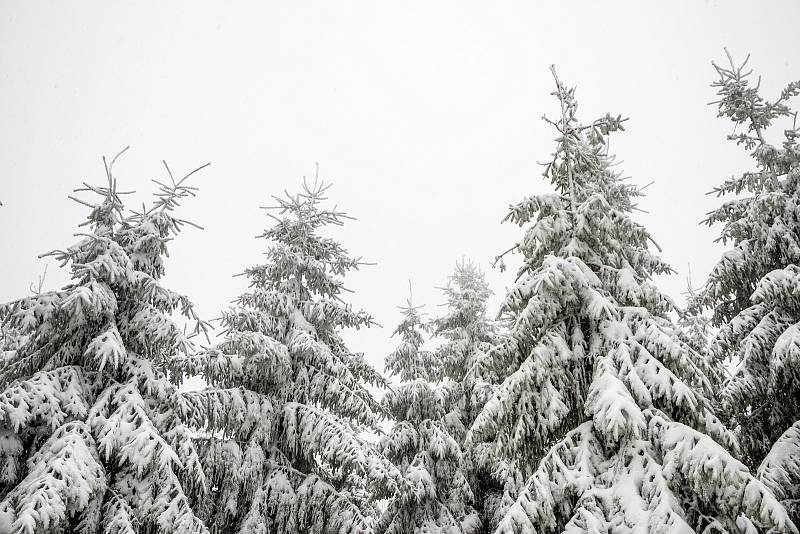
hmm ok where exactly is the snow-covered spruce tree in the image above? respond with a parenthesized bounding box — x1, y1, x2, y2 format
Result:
(700, 50, 800, 521)
(429, 260, 508, 531)
(0, 151, 211, 534)
(176, 177, 402, 534)
(383, 286, 441, 384)
(432, 260, 498, 424)
(377, 290, 480, 534)
(677, 269, 712, 357)
(467, 67, 795, 534)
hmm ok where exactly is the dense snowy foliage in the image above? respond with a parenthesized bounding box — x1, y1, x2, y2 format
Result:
(467, 69, 795, 534)
(701, 51, 800, 522)
(377, 291, 479, 534)
(175, 178, 402, 534)
(0, 153, 211, 534)
(1, 52, 799, 534)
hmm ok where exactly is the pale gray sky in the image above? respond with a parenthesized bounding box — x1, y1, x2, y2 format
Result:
(2, 1, 799, 373)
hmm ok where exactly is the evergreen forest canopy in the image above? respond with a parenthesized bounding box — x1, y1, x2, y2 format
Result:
(0, 51, 799, 534)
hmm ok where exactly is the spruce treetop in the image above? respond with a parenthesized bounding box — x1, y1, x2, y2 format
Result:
(702, 49, 800, 326)
(384, 286, 440, 383)
(432, 260, 496, 382)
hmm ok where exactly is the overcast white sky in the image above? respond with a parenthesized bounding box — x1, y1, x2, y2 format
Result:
(2, 1, 799, 374)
